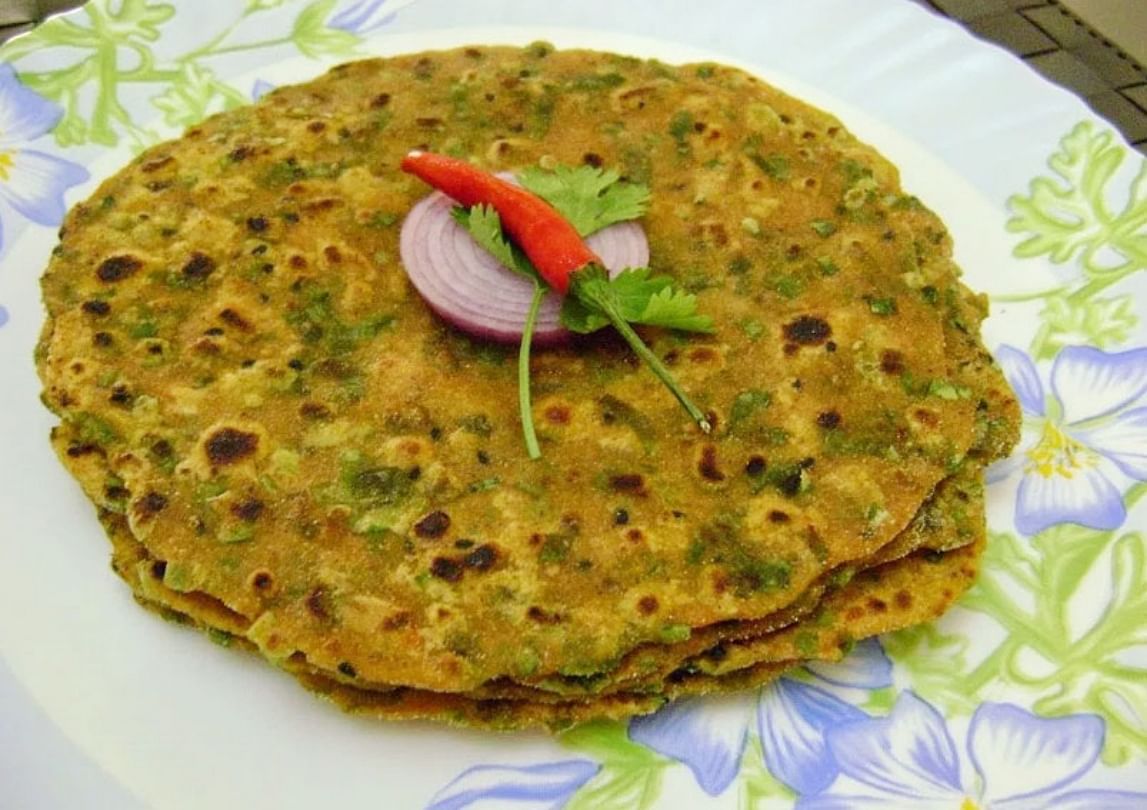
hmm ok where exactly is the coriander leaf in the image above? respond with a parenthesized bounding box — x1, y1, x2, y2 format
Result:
(727, 389, 771, 433)
(518, 165, 651, 236)
(559, 293, 611, 333)
(590, 266, 672, 316)
(451, 204, 541, 282)
(562, 266, 714, 333)
(636, 285, 716, 332)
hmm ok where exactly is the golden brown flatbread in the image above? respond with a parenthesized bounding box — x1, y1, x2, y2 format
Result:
(38, 44, 1018, 725)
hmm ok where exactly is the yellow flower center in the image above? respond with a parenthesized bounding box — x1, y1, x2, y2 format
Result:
(1025, 419, 1099, 479)
(961, 799, 980, 810)
(0, 150, 13, 182)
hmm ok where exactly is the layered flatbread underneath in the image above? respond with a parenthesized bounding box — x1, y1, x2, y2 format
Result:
(60, 416, 984, 706)
(97, 505, 980, 730)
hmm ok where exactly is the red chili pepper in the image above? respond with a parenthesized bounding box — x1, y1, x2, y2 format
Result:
(400, 151, 601, 294)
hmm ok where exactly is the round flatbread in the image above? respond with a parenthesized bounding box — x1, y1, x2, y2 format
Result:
(38, 44, 1018, 707)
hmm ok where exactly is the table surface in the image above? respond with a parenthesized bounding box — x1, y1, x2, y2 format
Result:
(5, 0, 1146, 154)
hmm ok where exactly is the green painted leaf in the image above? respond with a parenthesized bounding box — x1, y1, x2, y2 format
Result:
(0, 0, 173, 58)
(150, 64, 226, 128)
(0, 15, 101, 59)
(980, 528, 1040, 588)
(1090, 679, 1147, 767)
(3, 0, 258, 149)
(96, 0, 176, 42)
(1059, 530, 1147, 765)
(1007, 121, 1147, 278)
(957, 520, 1147, 764)
(1031, 523, 1112, 603)
(561, 721, 668, 810)
(882, 622, 979, 715)
(560, 720, 657, 764)
(292, 0, 359, 58)
(1032, 293, 1137, 360)
(860, 686, 895, 713)
(738, 734, 792, 807)
(50, 100, 93, 147)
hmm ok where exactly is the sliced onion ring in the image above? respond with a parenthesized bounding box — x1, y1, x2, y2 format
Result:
(398, 181, 649, 345)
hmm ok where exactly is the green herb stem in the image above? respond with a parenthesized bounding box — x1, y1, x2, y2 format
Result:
(518, 283, 545, 459)
(580, 284, 711, 433)
(990, 286, 1069, 304)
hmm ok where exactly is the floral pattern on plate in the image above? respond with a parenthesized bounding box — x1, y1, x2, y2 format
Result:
(990, 344, 1147, 535)
(0, 63, 89, 323)
(801, 694, 1145, 809)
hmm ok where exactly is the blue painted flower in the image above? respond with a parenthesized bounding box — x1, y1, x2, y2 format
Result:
(250, 79, 276, 101)
(328, 0, 414, 34)
(990, 345, 1147, 535)
(424, 759, 599, 809)
(629, 639, 892, 796)
(800, 691, 1147, 808)
(0, 63, 89, 254)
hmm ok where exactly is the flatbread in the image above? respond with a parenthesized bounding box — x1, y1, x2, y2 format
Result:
(92, 503, 980, 730)
(59, 418, 976, 700)
(38, 44, 1019, 721)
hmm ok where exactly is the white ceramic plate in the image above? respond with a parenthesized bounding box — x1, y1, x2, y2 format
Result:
(1, 2, 1145, 807)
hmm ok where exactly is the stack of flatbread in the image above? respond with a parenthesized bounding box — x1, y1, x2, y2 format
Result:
(37, 45, 1019, 729)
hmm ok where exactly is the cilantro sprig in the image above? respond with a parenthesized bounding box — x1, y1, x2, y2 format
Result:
(450, 205, 535, 278)
(518, 165, 652, 236)
(454, 164, 714, 458)
(453, 203, 547, 459)
(561, 266, 715, 334)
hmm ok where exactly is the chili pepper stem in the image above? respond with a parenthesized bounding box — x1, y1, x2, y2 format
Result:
(518, 283, 545, 459)
(579, 287, 711, 434)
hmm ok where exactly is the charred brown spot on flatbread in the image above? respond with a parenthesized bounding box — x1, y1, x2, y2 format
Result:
(231, 498, 265, 522)
(414, 511, 450, 538)
(783, 316, 831, 345)
(134, 491, 168, 517)
(96, 255, 141, 283)
(182, 252, 216, 280)
(204, 428, 258, 465)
